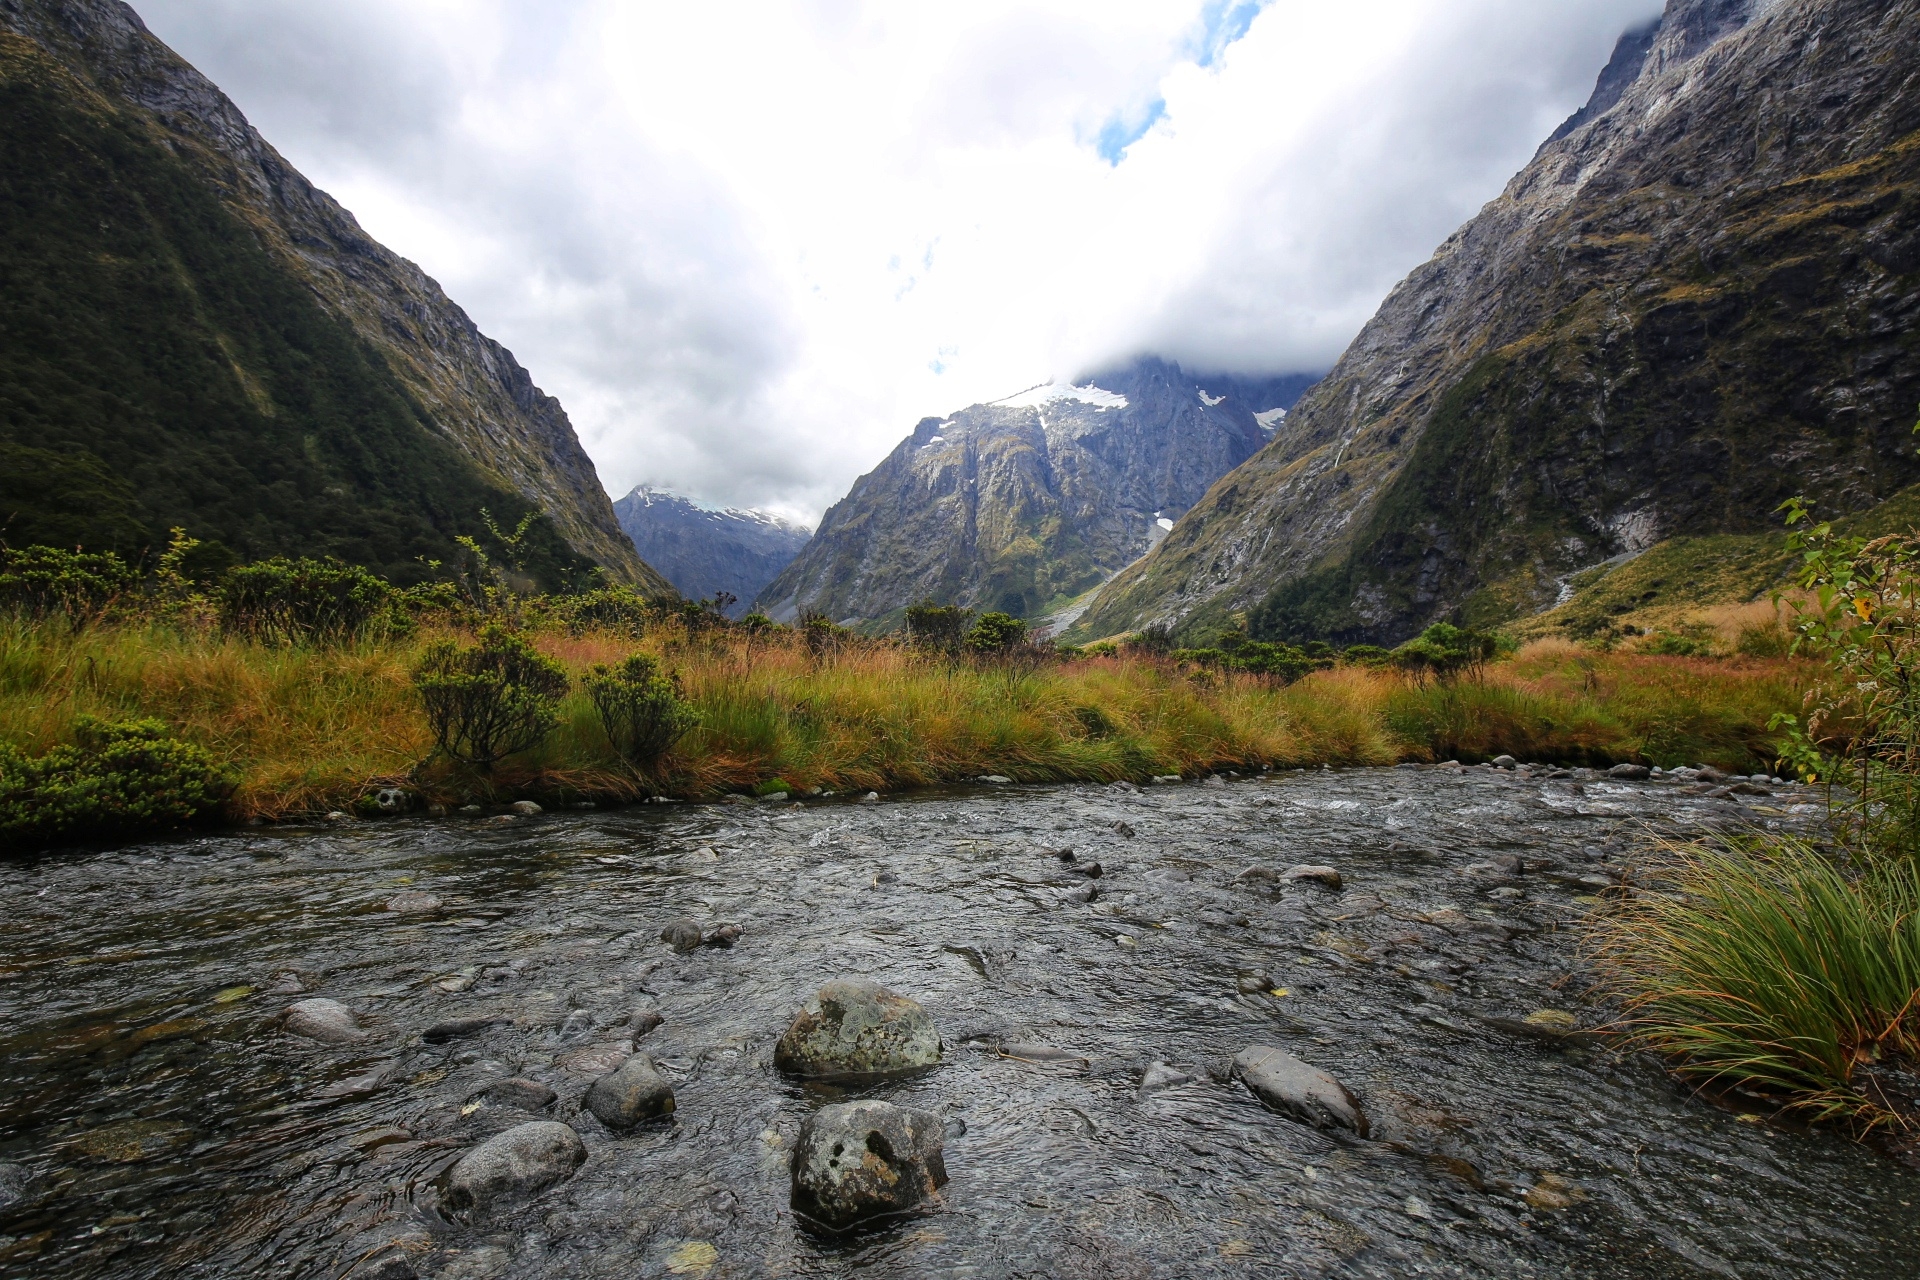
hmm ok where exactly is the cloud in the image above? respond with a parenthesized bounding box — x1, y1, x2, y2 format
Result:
(134, 0, 1662, 523)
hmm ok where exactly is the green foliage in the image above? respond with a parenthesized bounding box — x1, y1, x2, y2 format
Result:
(740, 612, 778, 633)
(412, 626, 569, 768)
(585, 654, 698, 772)
(965, 611, 1028, 653)
(905, 601, 972, 653)
(1390, 623, 1499, 682)
(1173, 641, 1327, 684)
(1341, 645, 1393, 666)
(0, 39, 597, 586)
(1593, 837, 1920, 1127)
(215, 557, 396, 645)
(0, 544, 135, 630)
(754, 777, 795, 797)
(1125, 623, 1176, 655)
(548, 585, 656, 638)
(0, 716, 233, 850)
(800, 611, 848, 658)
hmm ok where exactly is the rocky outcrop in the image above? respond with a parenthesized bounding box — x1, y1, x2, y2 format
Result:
(612, 487, 810, 612)
(758, 358, 1303, 627)
(0, 0, 668, 589)
(1073, 0, 1920, 644)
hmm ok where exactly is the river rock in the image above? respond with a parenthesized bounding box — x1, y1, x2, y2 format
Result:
(0, 1162, 30, 1211)
(1138, 1062, 1192, 1098)
(584, 1053, 675, 1128)
(423, 1016, 503, 1044)
(385, 891, 441, 914)
(1608, 763, 1651, 780)
(1491, 755, 1516, 768)
(1233, 1045, 1368, 1135)
(704, 924, 742, 948)
(774, 978, 942, 1079)
(660, 918, 704, 953)
(790, 1100, 948, 1232)
(1281, 865, 1344, 890)
(443, 1121, 586, 1218)
(284, 998, 364, 1044)
(510, 800, 543, 815)
(482, 1078, 557, 1112)
(630, 1009, 665, 1037)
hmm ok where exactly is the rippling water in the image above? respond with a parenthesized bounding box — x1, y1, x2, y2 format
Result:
(0, 765, 1913, 1278)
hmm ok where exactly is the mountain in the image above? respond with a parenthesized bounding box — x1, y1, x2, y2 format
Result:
(0, 0, 669, 591)
(1069, 0, 1920, 646)
(756, 357, 1309, 628)
(611, 486, 810, 612)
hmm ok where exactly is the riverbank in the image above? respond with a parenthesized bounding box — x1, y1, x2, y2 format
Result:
(0, 618, 1808, 825)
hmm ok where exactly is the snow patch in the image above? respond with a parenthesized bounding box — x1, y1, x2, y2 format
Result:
(1156, 517, 1174, 531)
(1198, 390, 1224, 407)
(921, 435, 946, 446)
(1255, 408, 1288, 431)
(992, 381, 1128, 410)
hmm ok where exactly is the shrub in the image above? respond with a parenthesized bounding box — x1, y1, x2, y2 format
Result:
(1391, 622, 1498, 682)
(412, 626, 569, 768)
(0, 545, 136, 631)
(800, 611, 847, 658)
(216, 557, 395, 645)
(1736, 620, 1794, 658)
(905, 601, 972, 653)
(548, 585, 656, 637)
(965, 611, 1028, 654)
(0, 717, 234, 850)
(585, 654, 699, 772)
(1341, 644, 1393, 666)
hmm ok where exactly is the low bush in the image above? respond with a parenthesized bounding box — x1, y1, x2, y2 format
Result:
(1390, 622, 1499, 681)
(585, 654, 698, 773)
(0, 716, 234, 850)
(966, 611, 1028, 654)
(547, 585, 656, 638)
(413, 626, 569, 768)
(905, 601, 971, 653)
(0, 545, 136, 631)
(216, 557, 396, 645)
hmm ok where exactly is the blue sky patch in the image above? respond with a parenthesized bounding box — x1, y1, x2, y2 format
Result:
(1191, 0, 1270, 68)
(1095, 97, 1167, 165)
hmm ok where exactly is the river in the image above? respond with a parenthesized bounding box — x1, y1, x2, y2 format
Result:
(0, 765, 1912, 1278)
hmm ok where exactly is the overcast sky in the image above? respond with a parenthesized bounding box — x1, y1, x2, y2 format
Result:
(136, 0, 1662, 524)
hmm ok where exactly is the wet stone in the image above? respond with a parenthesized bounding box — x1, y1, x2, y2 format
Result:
(584, 1052, 675, 1129)
(385, 890, 442, 914)
(481, 1077, 557, 1112)
(1609, 763, 1652, 780)
(630, 1008, 664, 1037)
(704, 924, 742, 948)
(660, 918, 704, 953)
(0, 1161, 30, 1211)
(443, 1121, 586, 1218)
(790, 1100, 948, 1232)
(1280, 865, 1344, 890)
(1233, 1045, 1369, 1136)
(423, 1016, 503, 1044)
(283, 998, 364, 1044)
(775, 978, 942, 1079)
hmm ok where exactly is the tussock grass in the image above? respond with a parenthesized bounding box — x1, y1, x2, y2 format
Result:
(0, 618, 1809, 820)
(1591, 838, 1920, 1129)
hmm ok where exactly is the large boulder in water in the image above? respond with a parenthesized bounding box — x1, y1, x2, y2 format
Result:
(442, 1121, 586, 1218)
(790, 1100, 947, 1232)
(1233, 1045, 1369, 1136)
(584, 1053, 675, 1129)
(774, 978, 942, 1079)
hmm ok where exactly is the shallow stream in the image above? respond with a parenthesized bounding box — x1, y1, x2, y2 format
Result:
(0, 765, 1914, 1278)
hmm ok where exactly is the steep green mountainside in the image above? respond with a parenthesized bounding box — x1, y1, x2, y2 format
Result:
(0, 0, 667, 590)
(757, 358, 1300, 628)
(1071, 0, 1920, 646)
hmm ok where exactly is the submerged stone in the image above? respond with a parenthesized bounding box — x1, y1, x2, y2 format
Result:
(774, 978, 942, 1079)
(584, 1053, 675, 1128)
(443, 1121, 586, 1218)
(283, 998, 364, 1044)
(790, 1100, 947, 1232)
(1233, 1044, 1368, 1135)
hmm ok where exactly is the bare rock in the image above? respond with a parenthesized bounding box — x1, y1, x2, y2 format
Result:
(584, 1053, 675, 1129)
(442, 1121, 585, 1218)
(790, 1100, 947, 1232)
(774, 978, 942, 1079)
(284, 998, 364, 1044)
(1233, 1044, 1368, 1135)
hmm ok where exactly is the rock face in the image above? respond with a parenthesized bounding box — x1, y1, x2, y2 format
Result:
(283, 998, 364, 1045)
(0, 0, 669, 589)
(583, 1053, 675, 1129)
(1233, 1045, 1368, 1135)
(789, 1100, 948, 1232)
(1072, 0, 1920, 645)
(759, 359, 1308, 628)
(774, 978, 942, 1079)
(612, 486, 811, 613)
(443, 1121, 586, 1218)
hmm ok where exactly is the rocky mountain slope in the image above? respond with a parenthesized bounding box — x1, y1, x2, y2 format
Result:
(0, 0, 666, 589)
(1071, 0, 1920, 645)
(756, 359, 1305, 627)
(612, 487, 809, 613)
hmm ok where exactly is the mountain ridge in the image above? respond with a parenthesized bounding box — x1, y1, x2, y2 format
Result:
(612, 486, 809, 613)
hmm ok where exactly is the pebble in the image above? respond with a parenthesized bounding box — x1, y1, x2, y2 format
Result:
(704, 924, 743, 948)
(510, 801, 543, 815)
(585, 1052, 676, 1128)
(859, 792, 881, 803)
(790, 1100, 948, 1232)
(481, 1077, 557, 1112)
(775, 978, 943, 1079)
(1280, 865, 1344, 890)
(442, 1121, 586, 1218)
(660, 918, 704, 953)
(1233, 1044, 1369, 1135)
(630, 1009, 665, 1037)
(557, 1040, 633, 1076)
(283, 998, 365, 1044)
(1151, 774, 1182, 784)
(385, 891, 442, 914)
(1110, 821, 1136, 837)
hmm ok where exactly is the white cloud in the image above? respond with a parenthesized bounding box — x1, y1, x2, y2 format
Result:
(135, 0, 1661, 523)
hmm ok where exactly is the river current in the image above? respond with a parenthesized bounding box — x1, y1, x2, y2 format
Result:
(0, 765, 1913, 1278)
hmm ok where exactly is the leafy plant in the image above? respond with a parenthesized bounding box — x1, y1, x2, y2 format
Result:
(585, 654, 698, 772)
(548, 585, 655, 638)
(800, 611, 846, 659)
(0, 717, 234, 850)
(1390, 622, 1498, 683)
(905, 601, 972, 653)
(412, 626, 569, 768)
(0, 545, 135, 631)
(215, 557, 396, 645)
(965, 611, 1028, 654)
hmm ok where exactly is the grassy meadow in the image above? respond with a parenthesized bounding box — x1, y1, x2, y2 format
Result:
(0, 614, 1809, 820)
